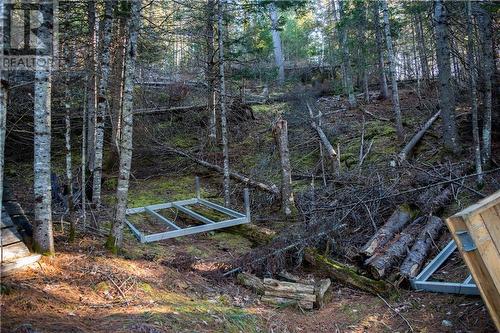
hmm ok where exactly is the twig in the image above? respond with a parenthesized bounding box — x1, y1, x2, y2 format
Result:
(377, 294, 414, 332)
(107, 274, 129, 304)
(360, 106, 390, 122)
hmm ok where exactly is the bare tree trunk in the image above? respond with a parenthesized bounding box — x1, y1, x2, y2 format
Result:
(358, 2, 369, 103)
(64, 45, 75, 239)
(269, 2, 285, 86)
(86, 0, 97, 179)
(476, 4, 493, 165)
(33, 16, 54, 254)
(92, 0, 114, 206)
(110, 14, 127, 151)
(434, 0, 460, 154)
(467, 1, 483, 185)
(109, 0, 140, 251)
(416, 13, 430, 82)
(0, 4, 7, 216)
(206, 0, 217, 141)
(381, 0, 403, 140)
(411, 19, 421, 99)
(273, 118, 294, 216)
(218, 0, 230, 206)
(337, 0, 356, 107)
(372, 2, 388, 99)
(81, 75, 87, 229)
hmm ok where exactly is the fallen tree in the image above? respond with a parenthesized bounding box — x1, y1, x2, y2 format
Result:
(366, 217, 425, 279)
(399, 216, 443, 278)
(398, 110, 441, 161)
(304, 248, 395, 297)
(307, 103, 337, 161)
(360, 205, 416, 257)
(162, 146, 280, 195)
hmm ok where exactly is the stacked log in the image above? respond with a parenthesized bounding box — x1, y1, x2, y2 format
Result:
(361, 205, 415, 257)
(399, 216, 443, 278)
(237, 272, 331, 310)
(261, 278, 316, 310)
(358, 204, 444, 280)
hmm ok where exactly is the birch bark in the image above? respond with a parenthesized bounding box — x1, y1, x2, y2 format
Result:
(92, 0, 114, 206)
(64, 44, 74, 238)
(110, 0, 140, 250)
(206, 0, 217, 141)
(218, 0, 231, 206)
(434, 0, 459, 154)
(381, 0, 403, 141)
(86, 0, 97, 178)
(269, 2, 285, 86)
(33, 6, 54, 253)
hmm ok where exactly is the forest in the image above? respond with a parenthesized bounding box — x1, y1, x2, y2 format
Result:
(0, 0, 499, 332)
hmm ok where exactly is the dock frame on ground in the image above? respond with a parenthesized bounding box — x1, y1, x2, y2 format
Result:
(125, 177, 250, 243)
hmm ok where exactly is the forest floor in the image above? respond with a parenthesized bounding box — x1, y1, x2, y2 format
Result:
(1, 85, 498, 332)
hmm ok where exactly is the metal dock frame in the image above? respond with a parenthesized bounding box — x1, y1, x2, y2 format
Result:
(124, 177, 251, 243)
(411, 239, 479, 295)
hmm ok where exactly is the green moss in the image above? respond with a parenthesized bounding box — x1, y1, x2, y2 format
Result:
(127, 176, 209, 208)
(364, 121, 397, 140)
(186, 245, 209, 258)
(171, 134, 198, 149)
(138, 282, 154, 293)
(103, 177, 118, 191)
(209, 232, 253, 254)
(105, 234, 120, 255)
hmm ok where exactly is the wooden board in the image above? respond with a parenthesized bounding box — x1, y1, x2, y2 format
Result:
(1, 227, 23, 246)
(446, 190, 500, 331)
(1, 254, 41, 276)
(1, 242, 30, 262)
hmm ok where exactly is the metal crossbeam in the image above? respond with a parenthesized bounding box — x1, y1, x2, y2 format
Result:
(411, 239, 479, 295)
(173, 204, 215, 224)
(198, 199, 245, 218)
(145, 207, 181, 230)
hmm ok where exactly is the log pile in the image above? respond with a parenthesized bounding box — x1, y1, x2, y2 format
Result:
(358, 204, 444, 280)
(237, 272, 331, 310)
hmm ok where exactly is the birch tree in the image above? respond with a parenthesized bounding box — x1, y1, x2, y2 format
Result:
(372, 2, 388, 99)
(381, 0, 403, 140)
(64, 44, 75, 238)
(109, 0, 140, 250)
(86, 0, 97, 182)
(33, 6, 54, 254)
(92, 0, 115, 206)
(475, 4, 493, 165)
(434, 0, 459, 154)
(269, 2, 285, 86)
(466, 1, 482, 185)
(206, 0, 217, 141)
(218, 0, 231, 206)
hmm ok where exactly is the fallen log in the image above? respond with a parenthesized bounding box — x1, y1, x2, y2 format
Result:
(163, 146, 280, 195)
(260, 295, 314, 310)
(366, 217, 425, 279)
(416, 186, 453, 214)
(262, 278, 316, 309)
(360, 204, 416, 257)
(398, 110, 441, 161)
(399, 216, 443, 278)
(304, 248, 395, 297)
(314, 278, 331, 309)
(307, 103, 337, 160)
(237, 272, 265, 294)
(226, 224, 275, 246)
